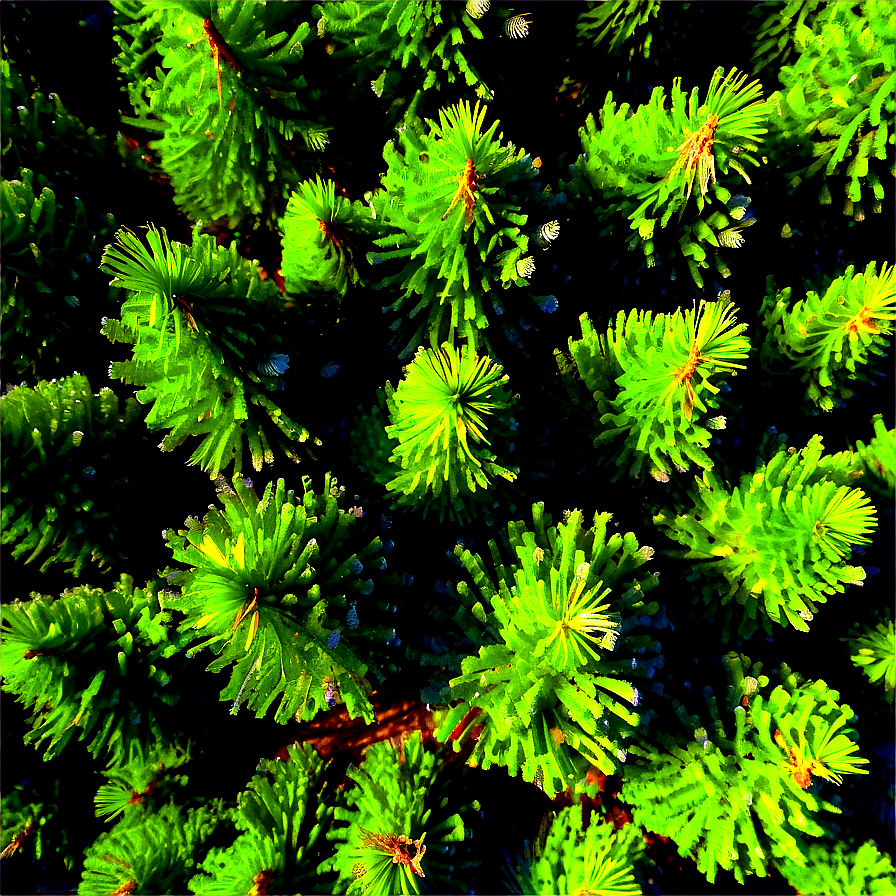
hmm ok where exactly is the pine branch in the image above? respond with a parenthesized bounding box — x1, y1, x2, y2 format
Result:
(434, 502, 666, 797)
(560, 298, 749, 481)
(654, 434, 877, 639)
(161, 475, 406, 724)
(1, 374, 139, 575)
(622, 655, 868, 885)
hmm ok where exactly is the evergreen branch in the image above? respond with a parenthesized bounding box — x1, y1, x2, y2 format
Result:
(769, 0, 895, 216)
(162, 475, 406, 724)
(511, 801, 644, 896)
(564, 67, 769, 286)
(101, 226, 308, 477)
(80, 801, 227, 896)
(655, 434, 876, 640)
(780, 839, 896, 896)
(760, 262, 895, 411)
(842, 613, 895, 704)
(560, 299, 749, 481)
(1, 575, 183, 764)
(385, 341, 517, 521)
(435, 503, 665, 797)
(114, 0, 327, 226)
(371, 99, 553, 354)
(623, 655, 867, 885)
(189, 743, 333, 895)
(323, 731, 479, 895)
(280, 175, 385, 301)
(1, 374, 139, 575)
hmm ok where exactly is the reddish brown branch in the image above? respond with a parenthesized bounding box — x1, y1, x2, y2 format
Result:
(203, 18, 245, 75)
(286, 692, 437, 764)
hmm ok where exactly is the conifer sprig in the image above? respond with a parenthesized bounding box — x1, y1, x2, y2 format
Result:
(1, 575, 183, 764)
(780, 839, 896, 896)
(560, 299, 750, 480)
(280, 175, 383, 301)
(843, 614, 896, 703)
(655, 435, 877, 639)
(162, 475, 402, 724)
(436, 503, 663, 797)
(189, 743, 333, 895)
(511, 802, 644, 896)
(623, 656, 868, 885)
(1, 374, 140, 575)
(324, 731, 479, 895)
(769, 0, 895, 217)
(315, 0, 492, 105)
(385, 341, 517, 521)
(1, 167, 117, 374)
(371, 100, 549, 353)
(566, 66, 770, 286)
(101, 226, 309, 477)
(760, 262, 895, 411)
(114, 0, 327, 226)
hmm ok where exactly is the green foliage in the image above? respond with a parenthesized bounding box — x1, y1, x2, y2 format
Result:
(852, 413, 896, 498)
(512, 802, 644, 896)
(1, 374, 139, 575)
(623, 655, 868, 885)
(843, 612, 895, 704)
(1, 777, 75, 869)
(324, 731, 478, 895)
(655, 434, 877, 640)
(385, 341, 517, 521)
(101, 225, 309, 478)
(815, 413, 896, 500)
(0, 55, 109, 180)
(759, 262, 895, 412)
(564, 66, 770, 287)
(80, 800, 225, 896)
(748, 0, 827, 77)
(111, 0, 167, 125)
(780, 838, 896, 896)
(559, 299, 749, 481)
(93, 737, 193, 821)
(575, 0, 662, 58)
(371, 100, 555, 354)
(280, 175, 383, 301)
(0, 574, 182, 764)
(435, 502, 663, 798)
(1, 168, 118, 373)
(114, 0, 328, 227)
(162, 474, 402, 725)
(315, 0, 493, 107)
(0, 54, 120, 374)
(769, 0, 895, 217)
(189, 742, 332, 895)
